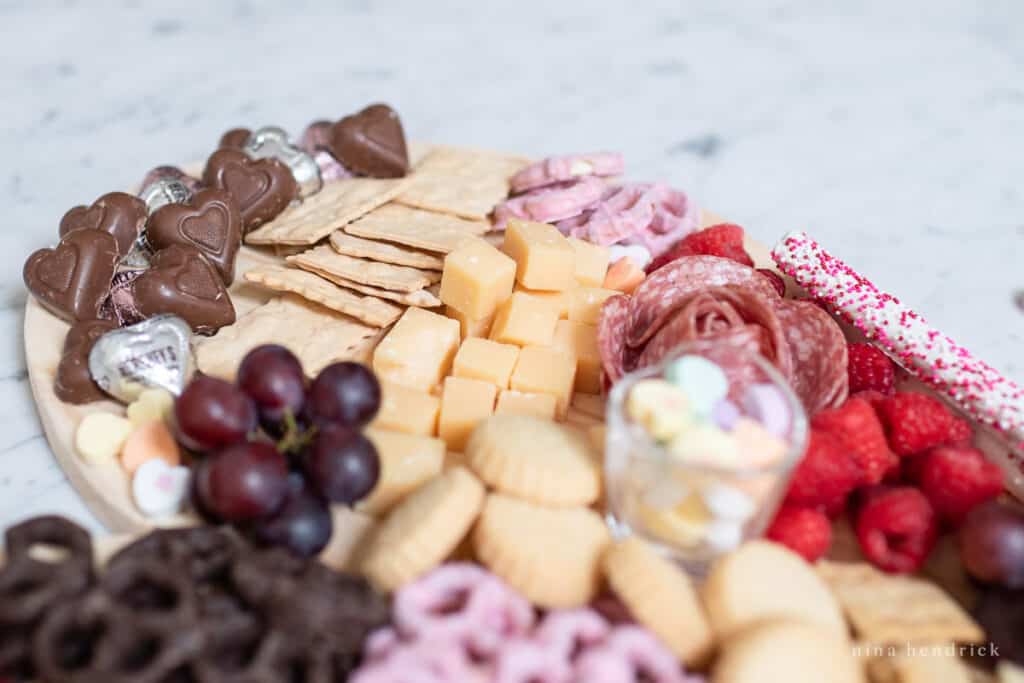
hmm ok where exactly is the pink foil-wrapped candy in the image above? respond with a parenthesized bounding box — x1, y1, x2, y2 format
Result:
(493, 176, 606, 229)
(510, 152, 625, 193)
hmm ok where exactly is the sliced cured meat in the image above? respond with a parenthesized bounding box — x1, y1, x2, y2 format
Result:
(774, 301, 849, 414)
(597, 293, 632, 384)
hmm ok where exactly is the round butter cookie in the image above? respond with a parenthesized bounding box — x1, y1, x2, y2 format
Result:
(712, 619, 861, 683)
(361, 466, 485, 592)
(465, 414, 600, 506)
(700, 540, 847, 639)
(603, 536, 714, 667)
(473, 493, 610, 608)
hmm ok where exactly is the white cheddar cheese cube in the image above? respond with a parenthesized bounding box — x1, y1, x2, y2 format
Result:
(373, 308, 460, 391)
(503, 219, 575, 291)
(568, 238, 611, 287)
(440, 239, 516, 320)
(515, 283, 570, 319)
(438, 376, 497, 452)
(509, 345, 577, 419)
(446, 305, 494, 340)
(495, 390, 558, 420)
(453, 338, 520, 389)
(567, 287, 618, 326)
(372, 382, 441, 436)
(489, 292, 559, 347)
(551, 319, 602, 394)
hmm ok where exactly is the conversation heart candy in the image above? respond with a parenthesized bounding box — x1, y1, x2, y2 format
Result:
(132, 458, 190, 518)
(126, 387, 175, 426)
(75, 413, 133, 465)
(88, 314, 193, 403)
(668, 423, 740, 465)
(703, 518, 743, 553)
(625, 379, 693, 442)
(711, 399, 741, 430)
(702, 484, 756, 522)
(742, 382, 792, 438)
(665, 355, 729, 418)
(120, 420, 181, 475)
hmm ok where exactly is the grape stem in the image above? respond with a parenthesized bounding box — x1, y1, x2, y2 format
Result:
(276, 411, 317, 455)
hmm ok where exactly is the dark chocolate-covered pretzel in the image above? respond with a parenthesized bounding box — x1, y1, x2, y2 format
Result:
(5, 515, 93, 573)
(107, 526, 240, 585)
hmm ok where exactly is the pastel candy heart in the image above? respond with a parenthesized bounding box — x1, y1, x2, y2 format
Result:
(703, 518, 744, 553)
(668, 423, 740, 466)
(625, 379, 692, 442)
(711, 399, 741, 430)
(665, 354, 729, 418)
(742, 382, 792, 437)
(702, 484, 756, 522)
(132, 458, 190, 518)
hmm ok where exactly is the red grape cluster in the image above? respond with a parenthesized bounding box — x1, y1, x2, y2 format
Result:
(174, 344, 382, 557)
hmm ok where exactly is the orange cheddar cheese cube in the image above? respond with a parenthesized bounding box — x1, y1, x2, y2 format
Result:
(440, 239, 516, 320)
(438, 376, 497, 451)
(372, 382, 441, 436)
(495, 390, 558, 420)
(489, 292, 559, 347)
(373, 307, 460, 391)
(359, 428, 446, 515)
(567, 237, 611, 287)
(446, 305, 494, 340)
(452, 338, 520, 389)
(503, 219, 575, 291)
(509, 346, 577, 419)
(551, 319, 602, 394)
(567, 287, 618, 326)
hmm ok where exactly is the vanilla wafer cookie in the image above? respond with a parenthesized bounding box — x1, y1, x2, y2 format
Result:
(288, 245, 440, 293)
(361, 465, 485, 592)
(603, 536, 714, 666)
(330, 231, 444, 270)
(473, 493, 610, 608)
(244, 265, 402, 327)
(465, 415, 601, 506)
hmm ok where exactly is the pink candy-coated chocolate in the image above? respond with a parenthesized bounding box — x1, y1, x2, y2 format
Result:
(510, 152, 625, 193)
(772, 230, 1024, 496)
(493, 176, 606, 228)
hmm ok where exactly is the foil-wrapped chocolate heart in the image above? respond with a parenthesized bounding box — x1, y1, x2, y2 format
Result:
(243, 126, 322, 198)
(88, 314, 193, 403)
(139, 178, 193, 215)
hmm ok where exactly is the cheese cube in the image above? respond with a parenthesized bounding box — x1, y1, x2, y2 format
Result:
(568, 238, 611, 287)
(372, 382, 441, 436)
(452, 338, 520, 389)
(496, 390, 558, 420)
(373, 308, 460, 391)
(489, 292, 559, 347)
(509, 346, 577, 418)
(515, 283, 569, 319)
(439, 239, 516, 320)
(438, 376, 497, 451)
(446, 305, 494, 340)
(359, 428, 445, 515)
(551, 319, 602, 394)
(503, 219, 575, 291)
(567, 287, 618, 326)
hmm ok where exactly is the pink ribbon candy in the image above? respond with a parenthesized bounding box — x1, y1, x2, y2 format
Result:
(510, 152, 625, 193)
(493, 176, 607, 229)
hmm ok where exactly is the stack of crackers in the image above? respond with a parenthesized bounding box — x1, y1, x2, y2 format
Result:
(195, 145, 530, 379)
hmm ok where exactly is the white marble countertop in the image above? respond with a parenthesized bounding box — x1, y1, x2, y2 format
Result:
(2, 0, 1022, 534)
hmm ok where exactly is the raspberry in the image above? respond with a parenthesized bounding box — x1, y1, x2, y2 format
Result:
(847, 343, 896, 395)
(947, 417, 973, 445)
(851, 389, 889, 414)
(878, 392, 956, 455)
(756, 268, 786, 297)
(812, 397, 899, 486)
(766, 506, 833, 562)
(645, 223, 754, 273)
(855, 486, 938, 573)
(784, 429, 861, 514)
(917, 445, 1004, 526)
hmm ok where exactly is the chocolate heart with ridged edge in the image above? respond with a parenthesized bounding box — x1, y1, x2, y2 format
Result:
(24, 230, 120, 322)
(58, 191, 147, 256)
(54, 318, 118, 404)
(132, 244, 235, 335)
(219, 127, 251, 150)
(330, 103, 409, 178)
(202, 148, 297, 233)
(147, 188, 242, 285)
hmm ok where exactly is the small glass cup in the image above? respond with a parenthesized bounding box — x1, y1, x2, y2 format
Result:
(604, 340, 808, 576)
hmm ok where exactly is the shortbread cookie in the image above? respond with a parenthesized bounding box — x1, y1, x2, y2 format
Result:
(473, 493, 610, 608)
(465, 415, 601, 506)
(244, 265, 402, 327)
(289, 245, 440, 293)
(397, 146, 531, 220)
(603, 536, 714, 666)
(195, 295, 380, 380)
(817, 561, 984, 645)
(361, 466, 485, 592)
(701, 540, 847, 639)
(302, 264, 442, 307)
(244, 176, 409, 245)
(357, 428, 446, 515)
(345, 203, 489, 253)
(330, 231, 444, 270)
(712, 620, 861, 683)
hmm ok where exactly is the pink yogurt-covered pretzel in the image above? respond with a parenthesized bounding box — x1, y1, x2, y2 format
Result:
(532, 609, 610, 662)
(772, 230, 1024, 496)
(493, 176, 606, 228)
(393, 563, 536, 658)
(490, 638, 569, 683)
(574, 626, 698, 683)
(349, 637, 489, 683)
(510, 152, 625, 193)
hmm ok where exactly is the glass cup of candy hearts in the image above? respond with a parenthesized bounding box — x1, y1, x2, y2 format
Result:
(604, 340, 808, 574)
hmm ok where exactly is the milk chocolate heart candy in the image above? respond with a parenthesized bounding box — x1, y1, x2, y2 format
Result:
(147, 188, 242, 285)
(132, 244, 235, 334)
(24, 229, 120, 322)
(220, 127, 252, 149)
(202, 148, 298, 233)
(58, 191, 147, 256)
(330, 103, 409, 178)
(89, 314, 193, 403)
(54, 319, 118, 404)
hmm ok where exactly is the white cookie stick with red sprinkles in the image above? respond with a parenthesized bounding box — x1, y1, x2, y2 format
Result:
(772, 230, 1024, 496)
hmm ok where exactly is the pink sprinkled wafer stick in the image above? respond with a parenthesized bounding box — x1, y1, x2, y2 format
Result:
(772, 230, 1024, 496)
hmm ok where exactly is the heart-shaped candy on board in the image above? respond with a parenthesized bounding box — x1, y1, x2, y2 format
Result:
(23, 229, 120, 322)
(202, 148, 297, 232)
(330, 103, 409, 178)
(88, 314, 193, 403)
(131, 244, 236, 334)
(244, 126, 322, 198)
(58, 191, 147, 256)
(132, 458, 190, 518)
(147, 188, 242, 285)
